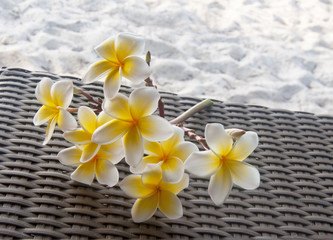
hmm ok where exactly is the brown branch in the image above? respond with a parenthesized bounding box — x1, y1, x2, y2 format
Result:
(180, 126, 209, 151)
(73, 87, 103, 112)
(78, 90, 102, 106)
(158, 99, 165, 118)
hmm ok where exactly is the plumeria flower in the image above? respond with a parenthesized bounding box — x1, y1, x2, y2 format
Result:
(131, 126, 198, 183)
(63, 106, 113, 163)
(57, 139, 124, 187)
(33, 78, 77, 145)
(120, 164, 189, 222)
(92, 87, 174, 167)
(185, 123, 260, 205)
(82, 32, 151, 99)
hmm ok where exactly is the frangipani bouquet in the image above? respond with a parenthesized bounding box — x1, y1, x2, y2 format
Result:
(33, 33, 260, 222)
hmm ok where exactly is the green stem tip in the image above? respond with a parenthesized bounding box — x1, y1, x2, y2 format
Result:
(170, 98, 214, 125)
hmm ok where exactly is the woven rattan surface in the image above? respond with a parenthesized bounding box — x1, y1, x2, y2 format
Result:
(0, 67, 332, 240)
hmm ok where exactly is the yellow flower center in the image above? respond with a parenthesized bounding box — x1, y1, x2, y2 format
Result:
(91, 154, 99, 163)
(117, 60, 124, 68)
(219, 155, 228, 167)
(53, 106, 61, 117)
(161, 153, 169, 162)
(131, 119, 138, 126)
(154, 185, 161, 194)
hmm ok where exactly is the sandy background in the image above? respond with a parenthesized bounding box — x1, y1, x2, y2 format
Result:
(1, 0, 333, 115)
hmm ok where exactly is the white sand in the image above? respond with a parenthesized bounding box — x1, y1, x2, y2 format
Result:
(1, 0, 333, 115)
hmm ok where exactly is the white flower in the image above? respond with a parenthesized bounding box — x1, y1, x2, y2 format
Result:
(57, 139, 124, 187)
(120, 164, 189, 222)
(185, 123, 260, 205)
(82, 33, 151, 99)
(131, 126, 198, 183)
(33, 78, 77, 145)
(63, 106, 113, 163)
(92, 87, 174, 167)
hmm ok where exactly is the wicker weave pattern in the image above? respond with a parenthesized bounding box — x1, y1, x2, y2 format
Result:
(0, 67, 332, 239)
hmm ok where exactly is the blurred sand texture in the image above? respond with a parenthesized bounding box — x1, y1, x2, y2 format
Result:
(1, 0, 333, 114)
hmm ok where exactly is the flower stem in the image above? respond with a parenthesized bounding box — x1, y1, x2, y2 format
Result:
(145, 81, 165, 118)
(67, 107, 78, 113)
(145, 51, 165, 118)
(180, 126, 209, 150)
(74, 87, 102, 106)
(170, 99, 214, 125)
(158, 99, 165, 118)
(73, 87, 103, 112)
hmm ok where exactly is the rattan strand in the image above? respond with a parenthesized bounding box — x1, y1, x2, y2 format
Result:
(0, 67, 333, 239)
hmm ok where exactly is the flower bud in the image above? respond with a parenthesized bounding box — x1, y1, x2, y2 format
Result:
(146, 51, 151, 66)
(225, 128, 246, 140)
(73, 87, 83, 94)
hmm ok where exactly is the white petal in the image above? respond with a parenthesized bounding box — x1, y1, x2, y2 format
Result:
(115, 32, 145, 61)
(98, 141, 124, 165)
(57, 108, 77, 131)
(129, 87, 159, 119)
(160, 126, 185, 152)
(82, 60, 115, 84)
(43, 116, 57, 145)
(226, 131, 259, 161)
(35, 78, 56, 107)
(78, 106, 97, 134)
(104, 68, 122, 99)
(33, 106, 57, 126)
(50, 80, 73, 108)
(95, 159, 119, 187)
(92, 119, 131, 145)
(227, 160, 260, 190)
(102, 94, 132, 121)
(130, 155, 161, 174)
(143, 140, 164, 156)
(132, 194, 158, 223)
(138, 115, 174, 142)
(142, 163, 162, 186)
(205, 123, 233, 157)
(120, 175, 155, 198)
(122, 56, 151, 84)
(184, 151, 221, 177)
(161, 157, 184, 183)
(57, 146, 82, 166)
(96, 111, 113, 127)
(123, 127, 144, 167)
(158, 190, 183, 219)
(100, 138, 124, 156)
(71, 160, 96, 185)
(208, 165, 232, 205)
(170, 141, 199, 162)
(94, 36, 118, 63)
(63, 129, 91, 145)
(130, 165, 144, 175)
(98, 150, 124, 166)
(80, 142, 101, 163)
(160, 173, 189, 195)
